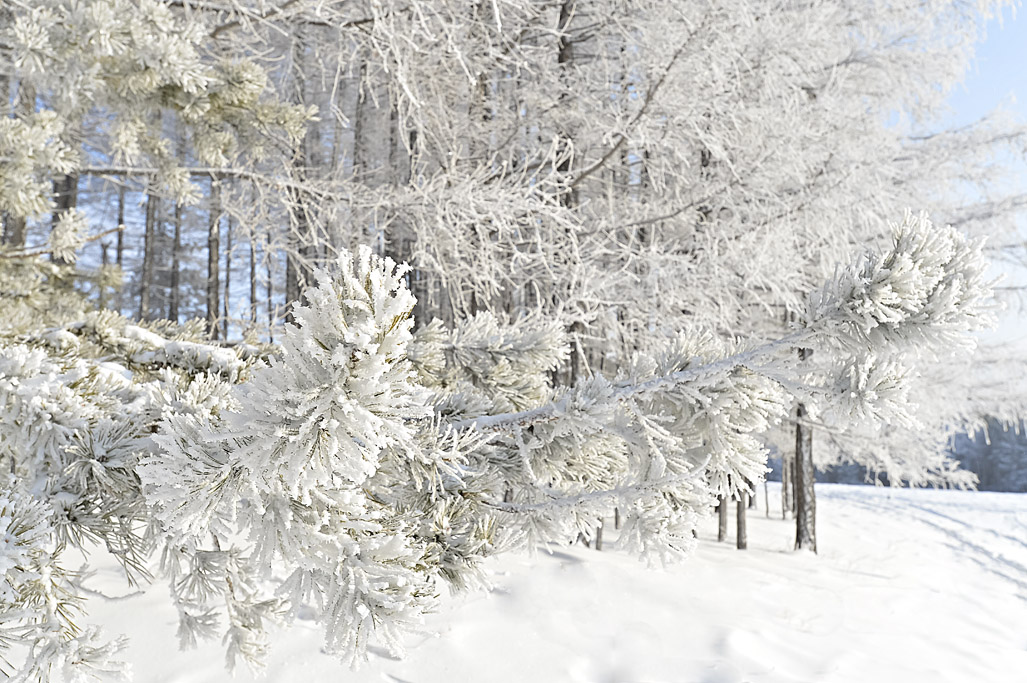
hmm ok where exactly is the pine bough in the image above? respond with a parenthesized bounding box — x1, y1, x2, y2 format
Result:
(0, 212, 994, 679)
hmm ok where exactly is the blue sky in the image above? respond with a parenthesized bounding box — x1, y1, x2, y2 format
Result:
(948, 5, 1027, 126)
(946, 6, 1027, 342)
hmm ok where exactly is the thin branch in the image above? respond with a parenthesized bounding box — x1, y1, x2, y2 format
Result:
(0, 225, 125, 260)
(481, 453, 713, 515)
(569, 18, 706, 189)
(453, 329, 812, 433)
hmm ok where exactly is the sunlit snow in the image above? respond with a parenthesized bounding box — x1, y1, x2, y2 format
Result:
(82, 484, 1027, 683)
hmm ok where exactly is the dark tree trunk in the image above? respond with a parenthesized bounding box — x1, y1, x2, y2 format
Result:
(568, 320, 585, 386)
(556, 1, 575, 74)
(285, 29, 319, 323)
(168, 199, 182, 322)
(736, 494, 748, 550)
(223, 214, 233, 339)
(554, 1, 576, 207)
(266, 229, 275, 343)
(595, 522, 603, 551)
(552, 4, 582, 384)
(207, 178, 221, 339)
(138, 188, 159, 320)
(285, 203, 311, 322)
(116, 182, 126, 313)
(717, 497, 729, 542)
(51, 172, 78, 265)
(116, 185, 125, 265)
(789, 457, 798, 514)
(249, 227, 258, 331)
(1, 68, 13, 244)
(3, 211, 27, 249)
(99, 242, 109, 309)
(794, 396, 817, 552)
(781, 451, 792, 519)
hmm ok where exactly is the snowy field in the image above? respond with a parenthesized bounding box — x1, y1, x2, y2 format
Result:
(82, 484, 1027, 683)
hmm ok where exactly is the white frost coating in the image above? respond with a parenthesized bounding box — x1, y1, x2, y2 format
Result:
(48, 208, 88, 263)
(133, 339, 244, 379)
(0, 485, 130, 681)
(42, 328, 80, 350)
(808, 211, 995, 353)
(47, 317, 251, 380)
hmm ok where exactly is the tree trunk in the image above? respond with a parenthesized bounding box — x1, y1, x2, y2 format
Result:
(736, 494, 748, 550)
(266, 229, 275, 343)
(789, 457, 798, 514)
(207, 178, 221, 340)
(51, 172, 78, 265)
(0, 72, 6, 243)
(781, 450, 792, 520)
(717, 497, 729, 542)
(764, 479, 770, 518)
(138, 188, 159, 321)
(223, 214, 233, 340)
(794, 400, 817, 552)
(553, 4, 581, 382)
(116, 182, 125, 312)
(99, 242, 109, 309)
(285, 223, 303, 322)
(285, 28, 319, 322)
(569, 320, 585, 386)
(168, 199, 182, 322)
(594, 522, 603, 551)
(249, 228, 258, 331)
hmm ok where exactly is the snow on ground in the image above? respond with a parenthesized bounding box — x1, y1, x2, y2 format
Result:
(83, 484, 1027, 682)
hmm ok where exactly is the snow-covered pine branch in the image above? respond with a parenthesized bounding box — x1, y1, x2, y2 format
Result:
(140, 215, 993, 668)
(0, 258, 259, 680)
(806, 210, 997, 428)
(410, 311, 568, 416)
(0, 485, 130, 683)
(36, 311, 251, 382)
(145, 247, 499, 668)
(440, 212, 995, 557)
